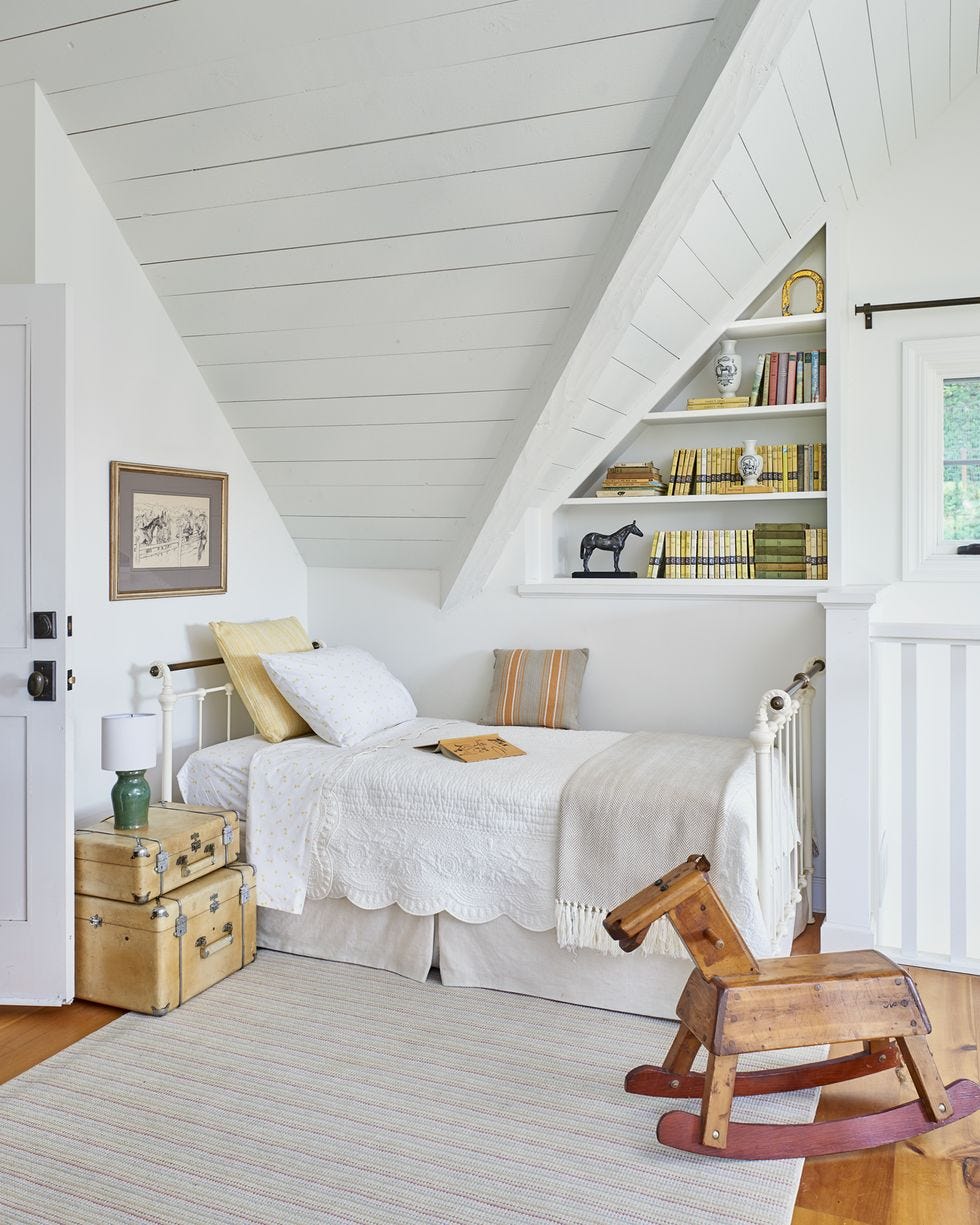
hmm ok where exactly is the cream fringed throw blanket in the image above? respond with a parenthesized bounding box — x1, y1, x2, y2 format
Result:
(555, 731, 786, 960)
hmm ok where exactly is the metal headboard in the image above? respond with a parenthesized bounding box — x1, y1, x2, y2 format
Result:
(149, 642, 321, 802)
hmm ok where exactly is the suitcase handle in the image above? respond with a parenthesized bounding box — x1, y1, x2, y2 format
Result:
(196, 922, 233, 958)
(177, 845, 216, 878)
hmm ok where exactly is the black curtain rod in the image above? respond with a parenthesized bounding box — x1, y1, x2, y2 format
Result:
(855, 296, 980, 329)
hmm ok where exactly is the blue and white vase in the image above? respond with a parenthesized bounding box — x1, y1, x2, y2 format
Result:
(714, 339, 742, 398)
(738, 439, 763, 487)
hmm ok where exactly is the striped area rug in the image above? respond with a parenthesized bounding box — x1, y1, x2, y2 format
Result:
(0, 952, 821, 1224)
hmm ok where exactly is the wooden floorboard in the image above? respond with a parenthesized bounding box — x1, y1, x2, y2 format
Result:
(0, 999, 121, 1087)
(792, 921, 980, 1225)
(1, 927, 977, 1222)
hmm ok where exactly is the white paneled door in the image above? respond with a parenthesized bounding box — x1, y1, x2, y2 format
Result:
(0, 286, 72, 1005)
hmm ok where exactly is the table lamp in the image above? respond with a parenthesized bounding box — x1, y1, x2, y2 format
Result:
(101, 713, 158, 830)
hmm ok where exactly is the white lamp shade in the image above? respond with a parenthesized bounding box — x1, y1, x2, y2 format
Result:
(101, 713, 158, 772)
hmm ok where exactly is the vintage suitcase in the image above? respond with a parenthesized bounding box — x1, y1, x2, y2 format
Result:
(75, 863, 257, 1015)
(75, 804, 241, 903)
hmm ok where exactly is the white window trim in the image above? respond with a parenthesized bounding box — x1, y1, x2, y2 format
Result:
(902, 335, 980, 582)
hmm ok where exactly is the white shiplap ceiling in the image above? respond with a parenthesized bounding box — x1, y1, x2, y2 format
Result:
(444, 0, 980, 602)
(0, 0, 723, 570)
(5, 1, 971, 597)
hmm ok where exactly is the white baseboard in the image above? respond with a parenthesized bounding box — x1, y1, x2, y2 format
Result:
(877, 946, 980, 977)
(819, 921, 875, 952)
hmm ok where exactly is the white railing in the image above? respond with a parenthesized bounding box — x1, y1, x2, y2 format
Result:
(871, 623, 980, 975)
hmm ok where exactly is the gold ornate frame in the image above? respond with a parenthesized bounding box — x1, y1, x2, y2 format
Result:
(110, 460, 228, 600)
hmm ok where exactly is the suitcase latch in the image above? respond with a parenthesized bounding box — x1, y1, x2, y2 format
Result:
(174, 915, 188, 937)
(222, 823, 234, 846)
(155, 850, 170, 875)
(131, 840, 150, 859)
(190, 832, 202, 853)
(88, 914, 103, 927)
(239, 883, 251, 905)
(209, 892, 220, 914)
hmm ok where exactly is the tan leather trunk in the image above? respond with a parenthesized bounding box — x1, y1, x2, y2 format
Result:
(75, 804, 241, 903)
(75, 863, 257, 1015)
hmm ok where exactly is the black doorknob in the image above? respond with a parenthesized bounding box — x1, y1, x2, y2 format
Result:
(27, 670, 47, 698)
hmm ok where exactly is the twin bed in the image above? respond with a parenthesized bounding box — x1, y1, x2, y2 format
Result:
(153, 652, 823, 1020)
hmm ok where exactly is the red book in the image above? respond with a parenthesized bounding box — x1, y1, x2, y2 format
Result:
(786, 354, 797, 404)
(818, 350, 827, 401)
(768, 352, 779, 405)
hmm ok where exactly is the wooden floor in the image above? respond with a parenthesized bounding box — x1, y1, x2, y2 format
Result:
(1, 934, 977, 1224)
(791, 923, 980, 1225)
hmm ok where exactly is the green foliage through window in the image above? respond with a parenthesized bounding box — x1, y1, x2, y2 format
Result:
(943, 377, 980, 541)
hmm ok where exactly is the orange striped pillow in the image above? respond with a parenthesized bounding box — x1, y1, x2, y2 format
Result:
(482, 649, 589, 730)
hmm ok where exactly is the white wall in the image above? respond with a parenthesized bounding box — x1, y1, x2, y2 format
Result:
(310, 531, 827, 897)
(0, 83, 307, 819)
(827, 74, 980, 965)
(842, 73, 980, 612)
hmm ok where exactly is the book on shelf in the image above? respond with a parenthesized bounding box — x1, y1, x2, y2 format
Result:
(647, 527, 758, 580)
(749, 354, 765, 405)
(596, 460, 664, 497)
(804, 527, 829, 579)
(685, 395, 751, 410)
(605, 462, 661, 477)
(753, 521, 808, 580)
(596, 486, 665, 498)
(749, 349, 826, 407)
(663, 444, 826, 495)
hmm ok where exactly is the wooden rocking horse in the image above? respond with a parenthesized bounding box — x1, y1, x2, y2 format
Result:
(603, 856, 980, 1159)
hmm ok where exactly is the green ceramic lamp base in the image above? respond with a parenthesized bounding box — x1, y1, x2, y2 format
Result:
(111, 770, 151, 830)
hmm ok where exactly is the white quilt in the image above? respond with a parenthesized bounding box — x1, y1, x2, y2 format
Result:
(180, 718, 773, 954)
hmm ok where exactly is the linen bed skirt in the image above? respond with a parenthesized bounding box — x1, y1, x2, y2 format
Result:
(257, 897, 797, 1019)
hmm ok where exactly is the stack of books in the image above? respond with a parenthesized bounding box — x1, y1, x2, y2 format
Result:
(665, 444, 827, 495)
(753, 522, 808, 579)
(748, 349, 826, 406)
(648, 529, 755, 578)
(595, 461, 665, 498)
(804, 528, 829, 579)
(754, 443, 827, 492)
(686, 395, 751, 411)
(646, 523, 829, 580)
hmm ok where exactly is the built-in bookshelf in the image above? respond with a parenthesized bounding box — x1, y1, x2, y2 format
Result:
(519, 233, 833, 598)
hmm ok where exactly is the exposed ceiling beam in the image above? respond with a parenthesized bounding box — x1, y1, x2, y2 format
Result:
(440, 0, 814, 607)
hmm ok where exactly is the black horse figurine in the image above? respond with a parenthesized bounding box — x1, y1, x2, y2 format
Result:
(578, 520, 643, 574)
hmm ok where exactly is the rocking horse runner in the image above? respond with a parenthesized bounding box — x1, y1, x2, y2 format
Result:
(604, 856, 980, 1159)
(577, 520, 643, 575)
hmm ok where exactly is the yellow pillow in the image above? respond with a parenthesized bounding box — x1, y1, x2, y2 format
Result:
(209, 617, 314, 743)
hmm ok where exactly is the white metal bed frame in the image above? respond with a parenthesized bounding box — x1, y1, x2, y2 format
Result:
(150, 655, 824, 947)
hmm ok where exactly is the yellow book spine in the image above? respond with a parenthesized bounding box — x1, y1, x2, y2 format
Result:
(646, 530, 660, 578)
(667, 451, 681, 495)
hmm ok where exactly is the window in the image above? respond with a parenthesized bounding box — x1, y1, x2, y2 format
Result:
(903, 338, 980, 580)
(942, 377, 980, 542)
